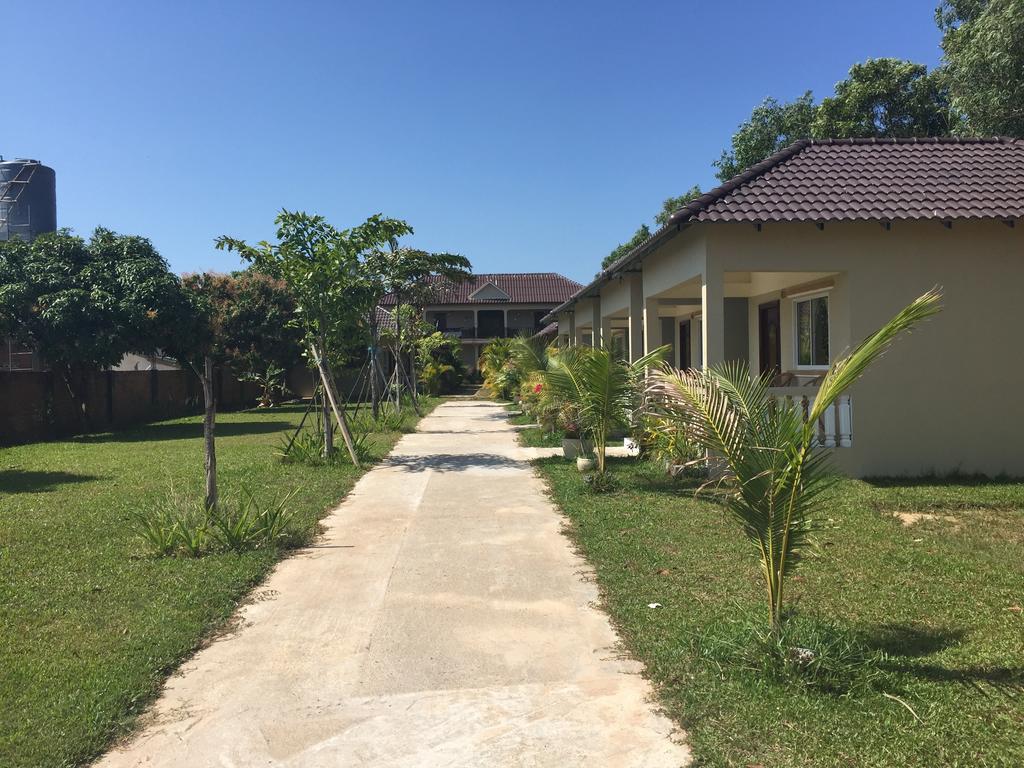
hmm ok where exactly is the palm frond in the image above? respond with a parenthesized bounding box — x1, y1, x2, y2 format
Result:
(810, 288, 942, 422)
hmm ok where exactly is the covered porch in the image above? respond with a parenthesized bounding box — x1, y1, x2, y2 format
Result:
(558, 263, 852, 448)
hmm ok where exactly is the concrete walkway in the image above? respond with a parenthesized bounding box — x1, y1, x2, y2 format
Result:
(99, 400, 689, 767)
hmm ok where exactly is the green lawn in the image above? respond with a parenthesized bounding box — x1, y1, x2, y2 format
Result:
(535, 456, 1024, 767)
(507, 408, 564, 448)
(0, 399, 438, 768)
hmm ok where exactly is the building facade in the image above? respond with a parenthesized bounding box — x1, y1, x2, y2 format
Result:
(385, 273, 581, 371)
(550, 138, 1024, 478)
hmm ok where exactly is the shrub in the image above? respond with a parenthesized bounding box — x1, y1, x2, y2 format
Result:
(417, 332, 465, 394)
(131, 486, 304, 557)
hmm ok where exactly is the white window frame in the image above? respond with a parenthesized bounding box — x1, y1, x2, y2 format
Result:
(792, 290, 831, 370)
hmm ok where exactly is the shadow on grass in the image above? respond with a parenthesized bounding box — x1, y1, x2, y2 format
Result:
(865, 473, 1023, 488)
(71, 420, 293, 444)
(0, 469, 103, 493)
(862, 622, 968, 657)
(849, 622, 1023, 696)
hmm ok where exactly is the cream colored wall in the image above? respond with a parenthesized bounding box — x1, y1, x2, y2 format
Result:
(599, 278, 630, 316)
(642, 229, 708, 297)
(709, 220, 1024, 477)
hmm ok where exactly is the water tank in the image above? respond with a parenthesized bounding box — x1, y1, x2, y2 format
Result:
(0, 159, 57, 241)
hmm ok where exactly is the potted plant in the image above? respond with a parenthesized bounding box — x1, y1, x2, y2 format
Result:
(558, 404, 593, 459)
(546, 345, 668, 473)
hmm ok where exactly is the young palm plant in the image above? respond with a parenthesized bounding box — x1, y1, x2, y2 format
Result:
(647, 289, 941, 637)
(544, 344, 668, 474)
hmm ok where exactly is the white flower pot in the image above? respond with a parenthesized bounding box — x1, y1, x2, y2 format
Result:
(576, 456, 595, 472)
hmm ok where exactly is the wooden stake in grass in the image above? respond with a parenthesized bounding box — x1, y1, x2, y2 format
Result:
(310, 340, 359, 467)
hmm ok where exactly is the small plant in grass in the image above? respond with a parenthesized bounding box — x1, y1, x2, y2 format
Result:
(698, 614, 891, 695)
(638, 413, 703, 477)
(278, 429, 336, 466)
(648, 289, 942, 638)
(131, 486, 303, 556)
(129, 507, 179, 557)
(208, 488, 300, 551)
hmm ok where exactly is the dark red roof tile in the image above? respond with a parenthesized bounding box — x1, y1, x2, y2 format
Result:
(381, 272, 582, 306)
(683, 138, 1024, 224)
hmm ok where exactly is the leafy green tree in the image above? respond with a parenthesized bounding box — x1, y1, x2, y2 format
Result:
(655, 185, 703, 226)
(222, 270, 303, 406)
(416, 331, 466, 395)
(648, 290, 941, 636)
(813, 59, 956, 139)
(543, 344, 667, 475)
(479, 337, 517, 398)
(174, 273, 233, 509)
(217, 211, 368, 465)
(0, 228, 182, 430)
(361, 240, 471, 415)
(714, 92, 816, 182)
(937, 0, 1024, 136)
(601, 187, 703, 271)
(601, 224, 650, 270)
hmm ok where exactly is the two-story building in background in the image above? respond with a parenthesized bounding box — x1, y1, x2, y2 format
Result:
(384, 272, 581, 372)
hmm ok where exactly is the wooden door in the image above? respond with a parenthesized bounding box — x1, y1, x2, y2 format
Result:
(678, 320, 690, 369)
(759, 301, 781, 378)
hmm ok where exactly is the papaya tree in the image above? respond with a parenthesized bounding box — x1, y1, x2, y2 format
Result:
(216, 211, 366, 464)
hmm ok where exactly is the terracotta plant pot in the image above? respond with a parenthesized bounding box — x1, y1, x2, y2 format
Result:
(576, 456, 595, 472)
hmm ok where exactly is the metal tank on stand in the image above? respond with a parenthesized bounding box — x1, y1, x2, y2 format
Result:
(0, 158, 57, 241)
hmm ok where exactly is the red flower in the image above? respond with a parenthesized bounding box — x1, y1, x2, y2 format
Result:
(534, 383, 543, 393)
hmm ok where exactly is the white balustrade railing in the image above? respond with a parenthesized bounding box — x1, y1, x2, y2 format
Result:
(767, 389, 853, 448)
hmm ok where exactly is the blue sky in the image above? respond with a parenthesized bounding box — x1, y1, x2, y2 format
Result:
(7, 1, 943, 283)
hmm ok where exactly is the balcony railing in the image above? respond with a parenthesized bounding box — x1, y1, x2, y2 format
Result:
(439, 325, 549, 340)
(767, 388, 852, 448)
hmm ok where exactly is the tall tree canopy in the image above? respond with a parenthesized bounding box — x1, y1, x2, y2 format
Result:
(221, 270, 304, 386)
(938, 0, 1024, 136)
(0, 228, 183, 426)
(600, 185, 703, 270)
(714, 93, 816, 182)
(813, 58, 955, 139)
(601, 224, 651, 270)
(715, 59, 955, 183)
(655, 185, 703, 226)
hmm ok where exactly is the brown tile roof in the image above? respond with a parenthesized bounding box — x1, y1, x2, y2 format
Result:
(382, 272, 583, 306)
(673, 137, 1024, 225)
(547, 138, 1024, 320)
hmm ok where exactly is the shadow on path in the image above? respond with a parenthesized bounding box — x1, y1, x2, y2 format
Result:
(384, 453, 522, 473)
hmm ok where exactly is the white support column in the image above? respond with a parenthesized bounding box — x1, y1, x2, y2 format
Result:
(701, 259, 725, 369)
(643, 297, 662, 354)
(588, 298, 602, 348)
(474, 309, 479, 339)
(567, 312, 576, 346)
(628, 274, 644, 362)
(600, 316, 614, 352)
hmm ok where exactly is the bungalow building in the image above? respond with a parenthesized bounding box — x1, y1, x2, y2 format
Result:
(386, 272, 582, 371)
(549, 138, 1024, 477)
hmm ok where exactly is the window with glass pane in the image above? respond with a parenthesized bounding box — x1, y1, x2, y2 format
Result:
(795, 295, 829, 366)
